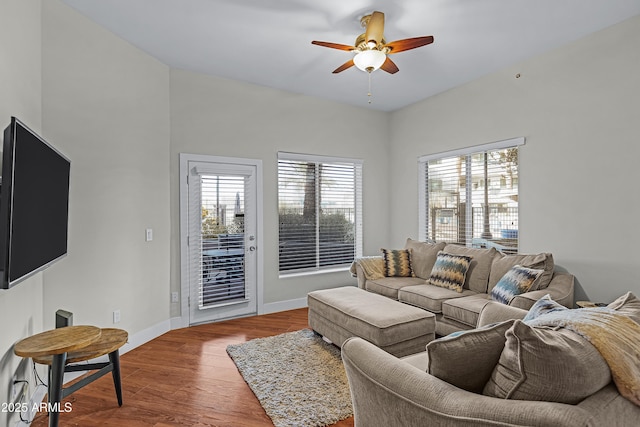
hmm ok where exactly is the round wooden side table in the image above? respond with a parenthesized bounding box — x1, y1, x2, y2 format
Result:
(14, 326, 128, 427)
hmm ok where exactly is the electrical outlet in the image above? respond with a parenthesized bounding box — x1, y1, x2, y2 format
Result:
(113, 309, 121, 324)
(171, 292, 179, 303)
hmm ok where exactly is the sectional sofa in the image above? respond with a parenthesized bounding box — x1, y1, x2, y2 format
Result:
(352, 238, 575, 335)
(341, 293, 640, 426)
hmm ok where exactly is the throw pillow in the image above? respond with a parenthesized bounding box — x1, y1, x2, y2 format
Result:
(380, 248, 414, 277)
(426, 319, 515, 393)
(482, 320, 611, 404)
(523, 292, 640, 324)
(488, 252, 555, 292)
(607, 292, 640, 324)
(428, 251, 472, 293)
(490, 265, 544, 305)
(522, 294, 568, 322)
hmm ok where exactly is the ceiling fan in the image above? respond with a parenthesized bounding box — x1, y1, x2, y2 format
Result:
(312, 11, 434, 75)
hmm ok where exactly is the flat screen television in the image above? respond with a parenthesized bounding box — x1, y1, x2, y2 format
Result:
(0, 117, 70, 289)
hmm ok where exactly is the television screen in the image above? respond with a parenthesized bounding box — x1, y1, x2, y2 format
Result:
(0, 117, 70, 289)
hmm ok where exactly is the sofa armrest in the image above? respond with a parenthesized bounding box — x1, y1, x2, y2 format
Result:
(342, 337, 591, 426)
(354, 263, 367, 289)
(510, 272, 575, 310)
(477, 301, 527, 327)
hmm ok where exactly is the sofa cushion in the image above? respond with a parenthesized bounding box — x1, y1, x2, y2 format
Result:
(365, 277, 426, 300)
(398, 284, 477, 313)
(381, 248, 414, 277)
(401, 351, 429, 372)
(488, 252, 554, 293)
(442, 294, 491, 327)
(483, 320, 612, 404)
(489, 265, 544, 305)
(428, 251, 472, 293)
(403, 238, 446, 280)
(427, 319, 515, 393)
(443, 244, 497, 293)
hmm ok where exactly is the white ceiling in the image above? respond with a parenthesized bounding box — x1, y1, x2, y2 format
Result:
(60, 0, 640, 112)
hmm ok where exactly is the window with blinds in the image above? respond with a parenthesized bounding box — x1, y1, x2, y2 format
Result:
(418, 138, 524, 254)
(278, 152, 363, 274)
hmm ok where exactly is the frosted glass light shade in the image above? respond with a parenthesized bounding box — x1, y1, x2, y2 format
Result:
(353, 50, 386, 72)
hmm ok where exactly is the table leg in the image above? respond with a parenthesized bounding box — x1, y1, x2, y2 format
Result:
(49, 352, 67, 427)
(108, 350, 123, 406)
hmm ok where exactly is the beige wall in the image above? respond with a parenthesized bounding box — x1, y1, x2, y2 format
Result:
(0, 1, 43, 424)
(169, 69, 390, 314)
(389, 14, 640, 303)
(41, 0, 171, 333)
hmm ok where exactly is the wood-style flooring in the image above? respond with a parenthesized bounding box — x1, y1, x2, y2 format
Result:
(31, 308, 354, 426)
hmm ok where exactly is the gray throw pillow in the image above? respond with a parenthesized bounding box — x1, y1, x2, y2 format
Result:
(426, 320, 515, 393)
(483, 320, 611, 404)
(607, 292, 640, 324)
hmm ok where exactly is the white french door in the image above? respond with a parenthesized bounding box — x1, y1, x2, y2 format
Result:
(180, 154, 262, 325)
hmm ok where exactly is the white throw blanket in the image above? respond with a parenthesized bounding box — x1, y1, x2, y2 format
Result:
(527, 308, 640, 406)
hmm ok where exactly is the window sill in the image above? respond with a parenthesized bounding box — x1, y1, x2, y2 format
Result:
(279, 266, 350, 279)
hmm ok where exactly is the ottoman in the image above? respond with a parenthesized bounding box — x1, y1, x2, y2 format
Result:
(307, 286, 436, 357)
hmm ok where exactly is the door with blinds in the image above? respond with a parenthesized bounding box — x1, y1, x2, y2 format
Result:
(185, 158, 259, 325)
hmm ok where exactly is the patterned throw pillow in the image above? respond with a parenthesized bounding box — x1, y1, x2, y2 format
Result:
(428, 251, 472, 293)
(490, 265, 544, 305)
(381, 248, 414, 277)
(522, 294, 568, 322)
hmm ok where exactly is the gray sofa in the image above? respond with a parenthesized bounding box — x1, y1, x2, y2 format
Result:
(353, 238, 575, 335)
(341, 296, 640, 426)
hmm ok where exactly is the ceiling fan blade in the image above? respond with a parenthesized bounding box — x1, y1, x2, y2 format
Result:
(332, 59, 355, 74)
(365, 11, 385, 45)
(380, 57, 399, 74)
(311, 41, 355, 51)
(385, 36, 434, 54)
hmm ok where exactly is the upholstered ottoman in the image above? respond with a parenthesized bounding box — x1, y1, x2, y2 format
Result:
(307, 286, 436, 357)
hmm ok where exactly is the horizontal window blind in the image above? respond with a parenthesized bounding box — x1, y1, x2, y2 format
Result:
(198, 174, 246, 308)
(278, 153, 362, 274)
(419, 139, 523, 254)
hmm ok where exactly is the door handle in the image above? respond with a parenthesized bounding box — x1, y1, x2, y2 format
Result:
(249, 246, 256, 251)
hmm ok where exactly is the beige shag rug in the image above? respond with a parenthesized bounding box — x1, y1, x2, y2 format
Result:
(226, 329, 353, 427)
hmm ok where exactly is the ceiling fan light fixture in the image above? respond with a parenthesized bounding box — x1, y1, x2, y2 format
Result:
(353, 50, 386, 73)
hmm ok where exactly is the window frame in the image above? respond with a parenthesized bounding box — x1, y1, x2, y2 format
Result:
(277, 152, 363, 276)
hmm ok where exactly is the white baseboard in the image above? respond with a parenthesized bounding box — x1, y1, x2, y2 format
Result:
(260, 297, 308, 314)
(170, 316, 186, 330)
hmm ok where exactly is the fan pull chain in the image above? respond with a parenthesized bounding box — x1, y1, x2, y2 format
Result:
(367, 71, 373, 104)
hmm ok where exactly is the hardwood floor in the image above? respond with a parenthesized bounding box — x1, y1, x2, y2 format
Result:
(31, 308, 354, 427)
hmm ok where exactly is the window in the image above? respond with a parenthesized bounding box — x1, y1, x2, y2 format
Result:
(278, 152, 362, 274)
(418, 138, 524, 254)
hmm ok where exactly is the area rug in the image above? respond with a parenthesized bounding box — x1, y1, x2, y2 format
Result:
(226, 329, 353, 427)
